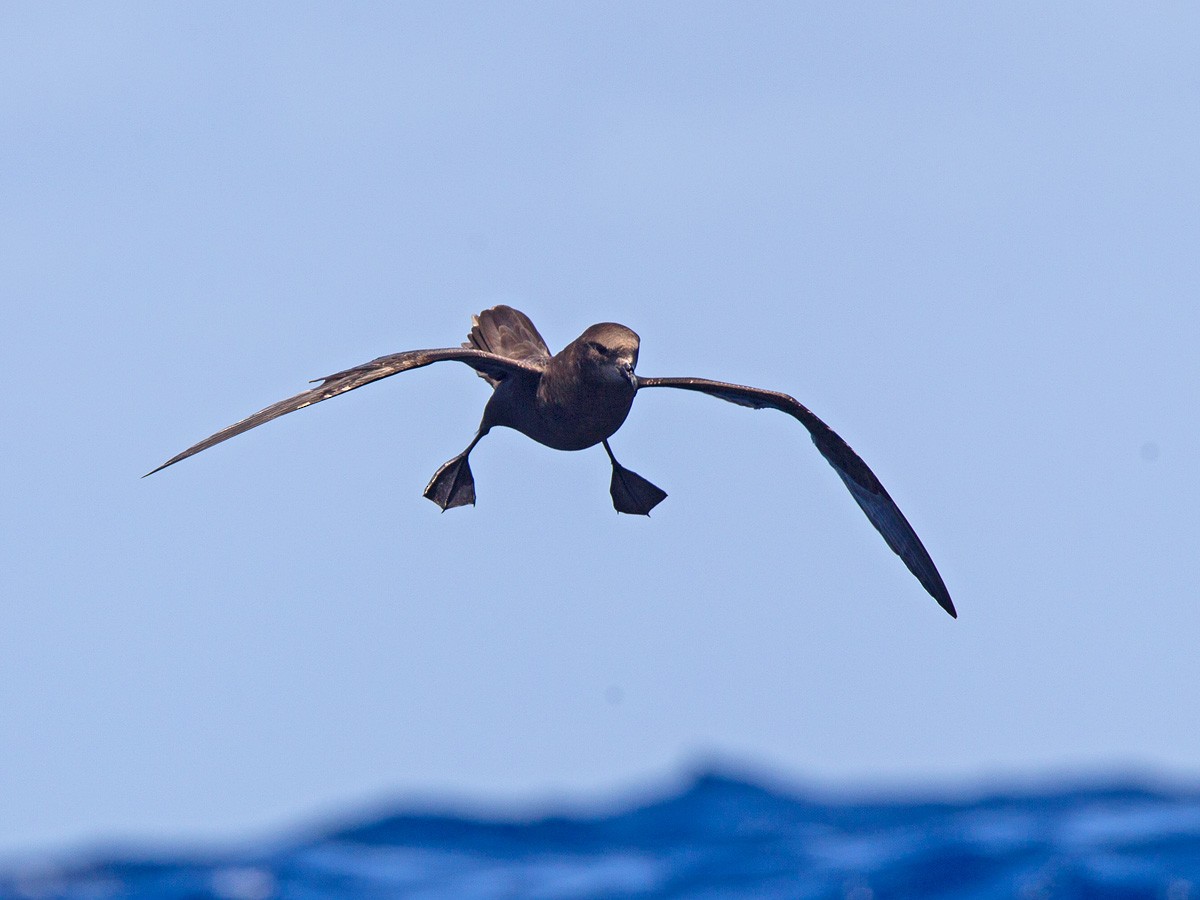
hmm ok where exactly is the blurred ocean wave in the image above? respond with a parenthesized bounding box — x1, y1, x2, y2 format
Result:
(4, 770, 1200, 899)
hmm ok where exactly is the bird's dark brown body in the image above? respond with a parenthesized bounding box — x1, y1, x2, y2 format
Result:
(147, 306, 957, 617)
(482, 323, 639, 451)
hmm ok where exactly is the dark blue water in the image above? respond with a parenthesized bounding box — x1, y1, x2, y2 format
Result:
(5, 771, 1200, 898)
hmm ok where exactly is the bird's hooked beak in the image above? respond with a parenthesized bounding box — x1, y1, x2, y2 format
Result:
(618, 359, 637, 388)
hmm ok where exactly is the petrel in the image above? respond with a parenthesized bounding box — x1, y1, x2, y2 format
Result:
(147, 306, 955, 617)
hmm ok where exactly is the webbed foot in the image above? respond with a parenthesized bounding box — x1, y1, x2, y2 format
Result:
(423, 453, 476, 510)
(609, 461, 667, 516)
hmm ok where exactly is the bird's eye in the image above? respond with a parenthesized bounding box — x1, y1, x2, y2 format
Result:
(586, 341, 606, 355)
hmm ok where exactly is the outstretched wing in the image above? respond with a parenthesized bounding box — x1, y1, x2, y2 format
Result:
(145, 348, 543, 477)
(636, 376, 955, 617)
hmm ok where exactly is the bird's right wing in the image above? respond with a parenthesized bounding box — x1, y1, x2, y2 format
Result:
(145, 348, 542, 477)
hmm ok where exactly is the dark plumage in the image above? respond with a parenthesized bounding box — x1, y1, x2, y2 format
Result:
(147, 306, 956, 617)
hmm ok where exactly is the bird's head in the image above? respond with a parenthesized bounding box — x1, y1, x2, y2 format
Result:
(572, 323, 640, 387)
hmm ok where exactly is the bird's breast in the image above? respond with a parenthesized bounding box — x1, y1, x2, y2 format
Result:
(483, 371, 635, 451)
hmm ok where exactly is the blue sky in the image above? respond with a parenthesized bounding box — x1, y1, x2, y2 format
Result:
(2, 3, 1198, 855)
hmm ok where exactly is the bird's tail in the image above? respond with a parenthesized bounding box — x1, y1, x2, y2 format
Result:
(464, 306, 551, 384)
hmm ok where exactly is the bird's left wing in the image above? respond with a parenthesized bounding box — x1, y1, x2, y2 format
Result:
(145, 348, 542, 477)
(636, 376, 955, 617)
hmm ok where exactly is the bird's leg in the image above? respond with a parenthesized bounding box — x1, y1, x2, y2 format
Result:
(603, 440, 667, 516)
(424, 429, 487, 510)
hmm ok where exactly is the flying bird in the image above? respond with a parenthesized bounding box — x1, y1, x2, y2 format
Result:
(147, 306, 956, 617)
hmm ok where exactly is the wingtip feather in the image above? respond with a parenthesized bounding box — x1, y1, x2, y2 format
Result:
(142, 457, 179, 478)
